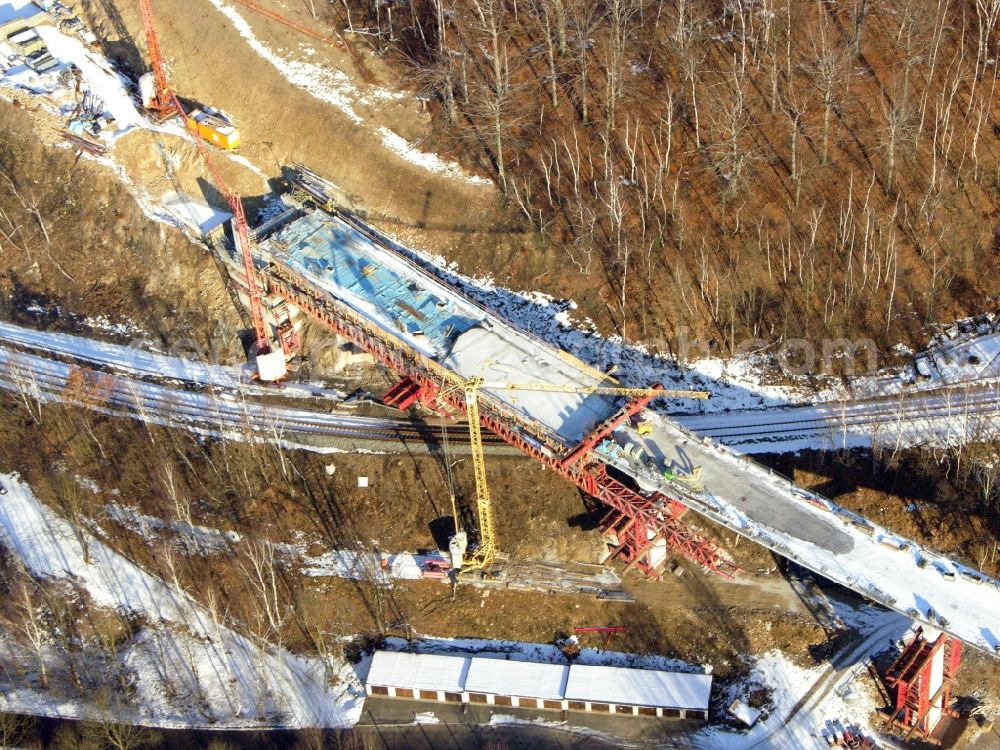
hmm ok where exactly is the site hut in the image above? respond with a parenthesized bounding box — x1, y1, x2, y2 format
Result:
(462, 657, 569, 711)
(564, 663, 712, 719)
(365, 651, 469, 704)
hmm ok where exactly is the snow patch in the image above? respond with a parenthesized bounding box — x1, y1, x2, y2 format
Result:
(378, 127, 492, 186)
(207, 0, 401, 126)
(0, 473, 364, 728)
(104, 502, 242, 554)
(160, 191, 232, 236)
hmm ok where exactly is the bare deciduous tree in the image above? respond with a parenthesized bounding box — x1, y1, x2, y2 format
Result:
(877, 97, 916, 191)
(84, 714, 163, 750)
(672, 1, 710, 147)
(602, 0, 642, 134)
(12, 583, 49, 689)
(530, 0, 561, 108)
(239, 540, 290, 646)
(567, 0, 603, 125)
(468, 0, 518, 187)
(706, 68, 754, 199)
(804, 11, 852, 164)
(0, 713, 32, 749)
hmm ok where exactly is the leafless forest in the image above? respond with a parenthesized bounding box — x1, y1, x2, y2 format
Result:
(334, 0, 998, 353)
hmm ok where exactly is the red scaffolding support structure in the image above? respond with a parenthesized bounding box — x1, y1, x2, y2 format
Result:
(881, 627, 962, 743)
(574, 626, 628, 651)
(259, 208, 741, 579)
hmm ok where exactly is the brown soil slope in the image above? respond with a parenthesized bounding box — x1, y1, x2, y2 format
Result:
(0, 102, 240, 348)
(80, 0, 523, 256)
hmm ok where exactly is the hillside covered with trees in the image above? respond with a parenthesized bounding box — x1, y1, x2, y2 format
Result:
(336, 0, 999, 356)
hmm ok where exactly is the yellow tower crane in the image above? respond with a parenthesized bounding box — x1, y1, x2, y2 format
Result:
(446, 378, 709, 576)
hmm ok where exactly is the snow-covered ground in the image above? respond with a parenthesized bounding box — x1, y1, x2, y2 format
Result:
(34, 25, 146, 136)
(103, 501, 444, 584)
(0, 17, 171, 142)
(696, 604, 910, 749)
(378, 127, 492, 186)
(296, 546, 445, 583)
(160, 190, 232, 235)
(104, 502, 242, 555)
(0, 473, 365, 727)
(0, 319, 343, 400)
(203, 0, 489, 186)
(205, 0, 405, 127)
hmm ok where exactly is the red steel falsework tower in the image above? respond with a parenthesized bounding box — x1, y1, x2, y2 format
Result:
(881, 627, 962, 743)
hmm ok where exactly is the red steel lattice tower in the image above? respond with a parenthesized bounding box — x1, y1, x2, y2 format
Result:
(882, 627, 962, 743)
(138, 0, 174, 114)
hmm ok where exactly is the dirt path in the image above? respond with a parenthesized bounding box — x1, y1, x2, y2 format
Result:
(742, 617, 910, 750)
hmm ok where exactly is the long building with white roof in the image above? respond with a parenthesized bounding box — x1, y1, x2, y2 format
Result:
(365, 650, 711, 720)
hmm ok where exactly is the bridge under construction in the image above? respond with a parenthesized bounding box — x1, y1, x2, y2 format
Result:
(215, 167, 1000, 655)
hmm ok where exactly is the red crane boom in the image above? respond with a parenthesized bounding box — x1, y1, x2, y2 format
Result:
(138, 0, 173, 113)
(169, 90, 272, 358)
(137, 0, 273, 365)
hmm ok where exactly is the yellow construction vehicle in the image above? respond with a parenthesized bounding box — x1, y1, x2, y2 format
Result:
(445, 377, 709, 576)
(184, 108, 241, 151)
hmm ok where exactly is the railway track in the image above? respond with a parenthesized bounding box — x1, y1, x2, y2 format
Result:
(677, 384, 1000, 446)
(0, 321, 996, 452)
(0, 345, 511, 451)
(684, 386, 1000, 442)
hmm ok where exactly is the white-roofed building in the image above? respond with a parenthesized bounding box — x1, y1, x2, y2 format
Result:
(564, 663, 712, 719)
(464, 658, 569, 710)
(0, 2, 46, 41)
(364, 649, 712, 721)
(366, 650, 469, 703)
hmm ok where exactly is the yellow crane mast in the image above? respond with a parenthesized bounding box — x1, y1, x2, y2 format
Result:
(450, 376, 495, 574)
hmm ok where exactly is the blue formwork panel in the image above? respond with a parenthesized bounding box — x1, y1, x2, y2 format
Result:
(265, 211, 481, 359)
(261, 209, 621, 443)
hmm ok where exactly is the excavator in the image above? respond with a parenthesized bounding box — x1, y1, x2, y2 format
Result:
(137, 0, 241, 150)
